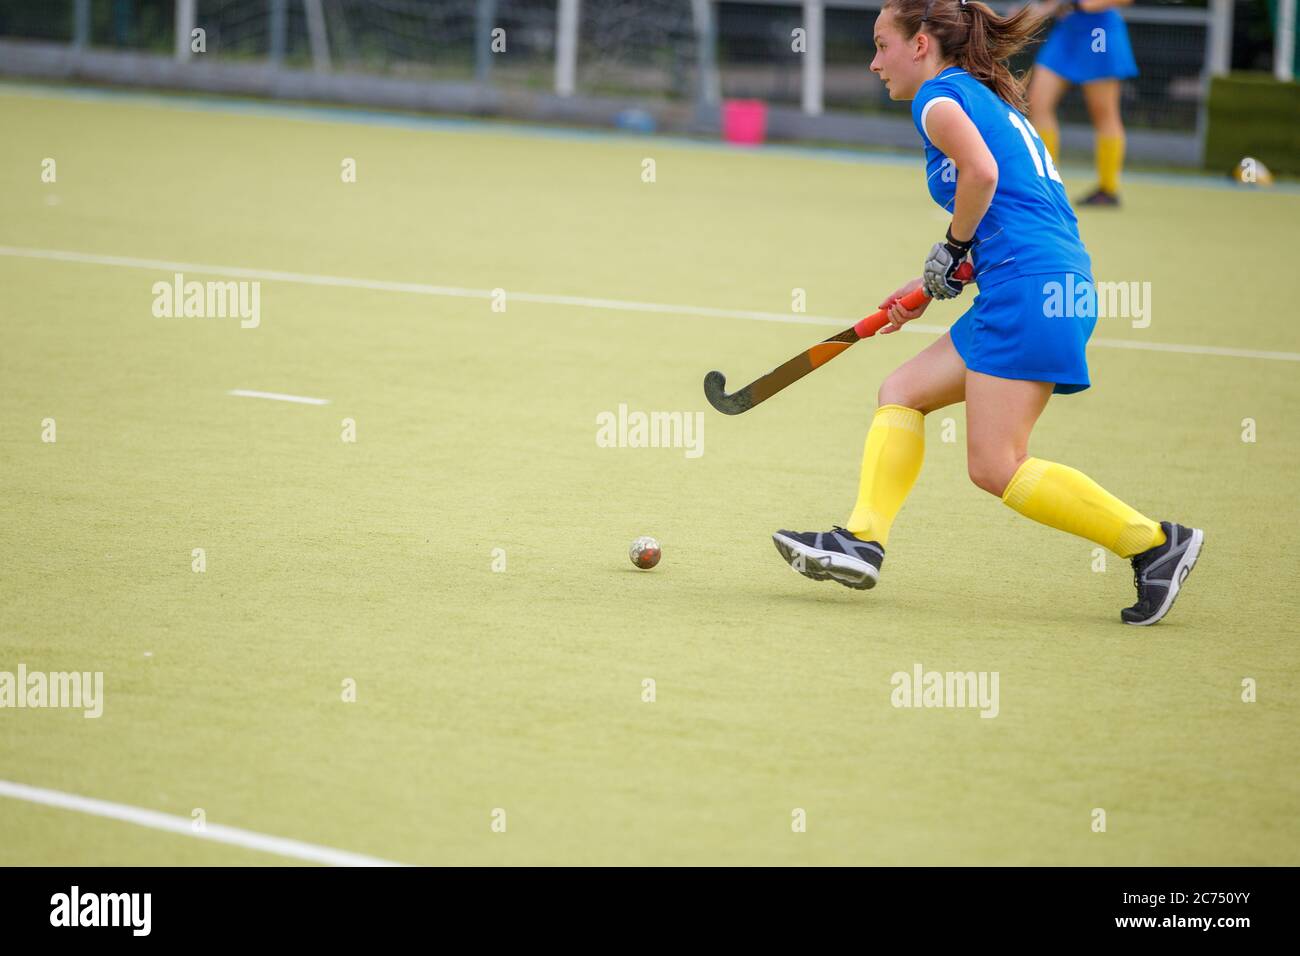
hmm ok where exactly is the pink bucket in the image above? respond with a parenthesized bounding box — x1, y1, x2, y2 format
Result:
(722, 99, 767, 146)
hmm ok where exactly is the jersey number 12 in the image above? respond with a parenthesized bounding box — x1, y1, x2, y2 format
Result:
(1007, 111, 1062, 184)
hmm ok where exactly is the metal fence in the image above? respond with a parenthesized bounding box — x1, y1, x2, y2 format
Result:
(0, 0, 1267, 162)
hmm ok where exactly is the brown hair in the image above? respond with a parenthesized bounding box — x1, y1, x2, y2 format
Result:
(882, 0, 1047, 112)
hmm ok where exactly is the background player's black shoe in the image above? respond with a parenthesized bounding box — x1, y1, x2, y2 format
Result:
(1077, 188, 1120, 207)
(772, 527, 884, 590)
(1122, 521, 1204, 626)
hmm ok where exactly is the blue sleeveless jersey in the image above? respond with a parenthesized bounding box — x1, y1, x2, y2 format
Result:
(911, 67, 1092, 288)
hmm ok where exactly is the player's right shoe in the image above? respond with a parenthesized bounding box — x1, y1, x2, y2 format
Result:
(772, 527, 884, 590)
(1121, 521, 1204, 626)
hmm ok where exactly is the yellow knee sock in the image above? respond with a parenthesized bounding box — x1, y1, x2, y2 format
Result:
(1001, 458, 1165, 557)
(845, 404, 925, 547)
(1040, 126, 1060, 164)
(1096, 134, 1125, 195)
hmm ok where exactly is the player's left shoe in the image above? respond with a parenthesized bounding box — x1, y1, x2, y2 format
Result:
(1077, 187, 1121, 208)
(772, 527, 884, 590)
(1121, 521, 1204, 626)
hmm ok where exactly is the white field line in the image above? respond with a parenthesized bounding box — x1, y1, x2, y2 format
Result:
(1088, 337, 1297, 362)
(0, 778, 408, 867)
(229, 389, 330, 405)
(3, 244, 1297, 362)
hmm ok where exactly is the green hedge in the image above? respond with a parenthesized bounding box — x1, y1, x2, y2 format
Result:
(1204, 73, 1300, 177)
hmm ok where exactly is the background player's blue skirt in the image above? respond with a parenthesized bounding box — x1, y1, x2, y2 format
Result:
(1035, 11, 1138, 84)
(949, 272, 1097, 395)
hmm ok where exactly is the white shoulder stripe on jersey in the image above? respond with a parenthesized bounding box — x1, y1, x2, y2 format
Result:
(920, 96, 962, 141)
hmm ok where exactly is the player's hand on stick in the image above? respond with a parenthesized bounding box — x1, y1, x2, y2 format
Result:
(923, 225, 974, 300)
(878, 277, 928, 334)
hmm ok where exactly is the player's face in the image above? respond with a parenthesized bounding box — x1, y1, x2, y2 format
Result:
(870, 10, 921, 101)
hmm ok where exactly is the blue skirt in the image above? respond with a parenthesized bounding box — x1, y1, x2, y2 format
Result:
(949, 272, 1097, 395)
(1036, 11, 1138, 84)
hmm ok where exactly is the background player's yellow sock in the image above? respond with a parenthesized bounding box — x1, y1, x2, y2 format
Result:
(1040, 126, 1060, 164)
(1096, 134, 1125, 195)
(1001, 458, 1165, 557)
(846, 404, 924, 547)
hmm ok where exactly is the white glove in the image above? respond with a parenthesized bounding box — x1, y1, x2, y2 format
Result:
(922, 227, 974, 300)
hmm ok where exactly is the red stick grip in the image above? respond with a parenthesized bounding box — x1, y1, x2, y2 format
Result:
(853, 262, 974, 339)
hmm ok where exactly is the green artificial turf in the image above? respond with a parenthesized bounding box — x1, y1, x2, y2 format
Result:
(1, 85, 1296, 865)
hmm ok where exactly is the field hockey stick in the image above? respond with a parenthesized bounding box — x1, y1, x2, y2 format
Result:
(703, 263, 974, 415)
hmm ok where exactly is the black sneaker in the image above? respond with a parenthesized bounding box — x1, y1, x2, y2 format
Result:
(1077, 188, 1121, 207)
(772, 526, 884, 590)
(1121, 521, 1204, 626)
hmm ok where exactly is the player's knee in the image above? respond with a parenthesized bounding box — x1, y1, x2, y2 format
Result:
(967, 454, 1014, 497)
(877, 375, 922, 411)
(1098, 116, 1125, 138)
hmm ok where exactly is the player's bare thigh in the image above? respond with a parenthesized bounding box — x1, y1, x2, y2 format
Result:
(1028, 64, 1069, 130)
(877, 332, 967, 414)
(965, 369, 1054, 496)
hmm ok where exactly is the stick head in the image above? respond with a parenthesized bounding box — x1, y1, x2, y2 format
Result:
(703, 370, 752, 415)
